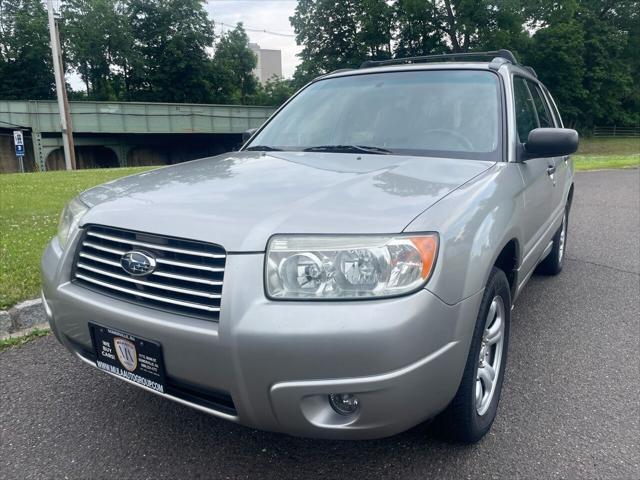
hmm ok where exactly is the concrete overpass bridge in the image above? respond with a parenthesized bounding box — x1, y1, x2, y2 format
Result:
(0, 100, 275, 172)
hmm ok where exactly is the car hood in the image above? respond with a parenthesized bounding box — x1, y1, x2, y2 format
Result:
(80, 151, 494, 252)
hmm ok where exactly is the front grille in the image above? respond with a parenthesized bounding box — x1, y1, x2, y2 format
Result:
(73, 225, 225, 321)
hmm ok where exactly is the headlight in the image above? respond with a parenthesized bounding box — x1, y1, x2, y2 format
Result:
(265, 234, 438, 299)
(57, 196, 89, 249)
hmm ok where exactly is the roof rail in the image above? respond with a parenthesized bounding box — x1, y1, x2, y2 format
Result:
(327, 68, 354, 75)
(360, 49, 519, 69)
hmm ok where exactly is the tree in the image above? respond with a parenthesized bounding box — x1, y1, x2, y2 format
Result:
(523, 0, 638, 128)
(290, 0, 392, 85)
(248, 77, 296, 107)
(127, 0, 215, 103)
(61, 0, 131, 100)
(291, 0, 638, 130)
(357, 0, 393, 59)
(393, 0, 448, 57)
(0, 0, 55, 100)
(524, 20, 587, 127)
(394, 0, 528, 57)
(211, 23, 258, 104)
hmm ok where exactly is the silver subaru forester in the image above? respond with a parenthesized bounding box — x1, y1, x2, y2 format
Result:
(41, 50, 578, 443)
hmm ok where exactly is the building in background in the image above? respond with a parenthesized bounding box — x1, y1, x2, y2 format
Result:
(249, 43, 283, 84)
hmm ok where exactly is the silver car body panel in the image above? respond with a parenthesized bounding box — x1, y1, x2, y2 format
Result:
(78, 151, 494, 252)
(41, 61, 574, 439)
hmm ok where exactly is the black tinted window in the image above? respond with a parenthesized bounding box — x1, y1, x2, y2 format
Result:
(528, 81, 554, 128)
(542, 86, 563, 127)
(513, 77, 538, 142)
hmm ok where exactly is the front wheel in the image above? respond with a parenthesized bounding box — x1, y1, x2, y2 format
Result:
(435, 267, 511, 443)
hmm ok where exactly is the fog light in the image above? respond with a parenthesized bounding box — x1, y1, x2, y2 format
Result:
(328, 393, 360, 415)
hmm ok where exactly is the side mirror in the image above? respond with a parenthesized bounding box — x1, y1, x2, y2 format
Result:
(522, 128, 579, 160)
(242, 128, 258, 144)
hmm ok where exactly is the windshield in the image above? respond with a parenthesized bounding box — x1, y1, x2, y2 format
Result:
(246, 70, 502, 160)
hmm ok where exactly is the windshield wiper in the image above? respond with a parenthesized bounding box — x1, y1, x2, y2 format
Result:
(245, 145, 283, 151)
(303, 145, 391, 155)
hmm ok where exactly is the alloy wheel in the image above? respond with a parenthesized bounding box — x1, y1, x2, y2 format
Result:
(475, 295, 506, 416)
(558, 212, 567, 263)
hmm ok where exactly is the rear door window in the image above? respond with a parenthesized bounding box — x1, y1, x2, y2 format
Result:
(541, 86, 563, 127)
(527, 80, 554, 128)
(513, 77, 539, 142)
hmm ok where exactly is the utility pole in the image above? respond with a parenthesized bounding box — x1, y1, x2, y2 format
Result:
(47, 0, 76, 170)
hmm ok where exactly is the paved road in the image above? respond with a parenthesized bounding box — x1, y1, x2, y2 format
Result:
(1, 169, 639, 480)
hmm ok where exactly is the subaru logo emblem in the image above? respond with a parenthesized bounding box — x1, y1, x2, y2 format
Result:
(120, 250, 157, 277)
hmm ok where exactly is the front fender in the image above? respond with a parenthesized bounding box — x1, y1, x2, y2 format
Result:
(404, 163, 525, 306)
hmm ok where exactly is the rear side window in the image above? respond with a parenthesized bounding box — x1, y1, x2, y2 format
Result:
(527, 81, 554, 128)
(542, 86, 563, 127)
(513, 77, 538, 142)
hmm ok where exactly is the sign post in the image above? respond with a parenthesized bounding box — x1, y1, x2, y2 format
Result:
(13, 130, 25, 173)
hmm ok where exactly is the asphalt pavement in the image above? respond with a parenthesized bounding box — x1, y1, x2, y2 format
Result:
(1, 168, 639, 479)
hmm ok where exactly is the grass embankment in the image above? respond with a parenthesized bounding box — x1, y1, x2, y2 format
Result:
(574, 137, 639, 171)
(0, 167, 155, 310)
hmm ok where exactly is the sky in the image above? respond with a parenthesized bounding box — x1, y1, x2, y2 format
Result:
(67, 0, 301, 90)
(206, 0, 301, 78)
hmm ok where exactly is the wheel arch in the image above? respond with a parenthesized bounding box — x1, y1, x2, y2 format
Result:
(567, 183, 575, 211)
(491, 238, 520, 299)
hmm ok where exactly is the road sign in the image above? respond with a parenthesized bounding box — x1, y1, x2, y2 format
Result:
(13, 130, 25, 173)
(13, 131, 25, 157)
(13, 130, 24, 147)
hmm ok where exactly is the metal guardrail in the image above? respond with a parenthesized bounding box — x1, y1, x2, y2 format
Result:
(593, 126, 640, 138)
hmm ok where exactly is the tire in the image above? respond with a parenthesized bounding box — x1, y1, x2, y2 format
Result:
(536, 206, 568, 276)
(435, 267, 511, 443)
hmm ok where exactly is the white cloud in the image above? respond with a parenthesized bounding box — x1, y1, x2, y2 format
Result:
(205, 0, 301, 78)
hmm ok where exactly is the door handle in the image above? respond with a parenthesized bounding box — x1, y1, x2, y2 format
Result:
(547, 165, 556, 176)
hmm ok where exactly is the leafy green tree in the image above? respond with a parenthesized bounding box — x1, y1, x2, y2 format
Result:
(0, 0, 54, 99)
(357, 0, 393, 59)
(523, 0, 638, 128)
(621, 3, 640, 126)
(211, 23, 258, 104)
(127, 0, 215, 103)
(290, 0, 392, 85)
(248, 76, 296, 106)
(291, 0, 638, 129)
(291, 0, 361, 84)
(524, 21, 587, 127)
(393, 0, 447, 57)
(61, 0, 131, 100)
(394, 0, 528, 56)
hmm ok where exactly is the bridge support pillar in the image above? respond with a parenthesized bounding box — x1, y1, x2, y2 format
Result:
(31, 132, 46, 172)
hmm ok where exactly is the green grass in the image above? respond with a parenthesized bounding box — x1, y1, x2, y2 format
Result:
(0, 328, 50, 352)
(573, 154, 640, 171)
(574, 137, 639, 171)
(577, 137, 639, 156)
(0, 167, 155, 309)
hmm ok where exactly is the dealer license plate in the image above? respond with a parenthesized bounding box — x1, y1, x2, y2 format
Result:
(89, 323, 166, 393)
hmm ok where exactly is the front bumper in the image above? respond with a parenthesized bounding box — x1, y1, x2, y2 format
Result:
(42, 235, 482, 439)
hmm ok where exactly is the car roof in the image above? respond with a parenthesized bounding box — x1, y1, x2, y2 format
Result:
(319, 59, 540, 85)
